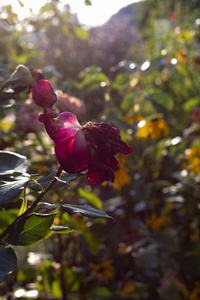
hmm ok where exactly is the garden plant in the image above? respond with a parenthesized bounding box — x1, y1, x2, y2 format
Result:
(0, 0, 200, 299)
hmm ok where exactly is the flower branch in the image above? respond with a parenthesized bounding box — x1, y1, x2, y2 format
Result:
(0, 165, 63, 241)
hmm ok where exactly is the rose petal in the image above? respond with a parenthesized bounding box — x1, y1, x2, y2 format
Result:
(39, 108, 81, 143)
(55, 131, 89, 173)
(87, 163, 115, 185)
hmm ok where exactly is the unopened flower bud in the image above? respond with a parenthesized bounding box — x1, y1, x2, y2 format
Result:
(8, 64, 34, 88)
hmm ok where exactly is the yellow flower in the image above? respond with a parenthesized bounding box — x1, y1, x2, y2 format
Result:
(102, 155, 131, 189)
(123, 114, 144, 125)
(189, 282, 200, 300)
(136, 118, 169, 139)
(0, 117, 14, 132)
(176, 50, 188, 63)
(145, 212, 171, 231)
(90, 257, 114, 283)
(183, 147, 200, 175)
(185, 147, 200, 159)
(113, 154, 131, 190)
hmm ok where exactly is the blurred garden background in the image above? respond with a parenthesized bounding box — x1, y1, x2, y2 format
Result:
(0, 0, 200, 299)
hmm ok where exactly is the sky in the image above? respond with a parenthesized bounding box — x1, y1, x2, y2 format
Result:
(1, 0, 140, 27)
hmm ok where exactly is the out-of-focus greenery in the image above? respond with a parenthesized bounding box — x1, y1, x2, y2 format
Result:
(1, 0, 200, 299)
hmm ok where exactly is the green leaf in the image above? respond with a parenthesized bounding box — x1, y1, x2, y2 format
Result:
(0, 151, 30, 178)
(85, 0, 92, 5)
(64, 268, 79, 291)
(17, 267, 37, 282)
(82, 229, 99, 254)
(78, 66, 108, 93)
(148, 92, 174, 112)
(78, 188, 102, 209)
(183, 98, 200, 112)
(112, 73, 130, 90)
(74, 27, 88, 40)
(0, 209, 15, 235)
(18, 194, 27, 216)
(37, 202, 57, 211)
(62, 213, 80, 230)
(30, 169, 51, 179)
(50, 226, 75, 234)
(89, 287, 111, 298)
(18, 0, 24, 7)
(30, 179, 44, 192)
(0, 247, 17, 282)
(52, 279, 62, 298)
(6, 213, 56, 246)
(191, 140, 200, 150)
(61, 204, 113, 220)
(40, 2, 54, 14)
(61, 24, 73, 38)
(121, 93, 135, 111)
(28, 171, 81, 191)
(0, 175, 30, 206)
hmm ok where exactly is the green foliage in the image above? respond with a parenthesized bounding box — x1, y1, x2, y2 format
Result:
(0, 247, 17, 282)
(0, 175, 30, 205)
(50, 226, 75, 234)
(1, 0, 200, 299)
(0, 151, 30, 177)
(85, 0, 92, 6)
(73, 27, 89, 40)
(148, 91, 174, 112)
(61, 204, 113, 220)
(76, 66, 109, 94)
(89, 287, 111, 298)
(120, 93, 135, 111)
(28, 170, 81, 191)
(183, 98, 200, 112)
(78, 188, 102, 209)
(0, 152, 30, 204)
(0, 208, 16, 234)
(6, 213, 56, 246)
(18, 1, 24, 8)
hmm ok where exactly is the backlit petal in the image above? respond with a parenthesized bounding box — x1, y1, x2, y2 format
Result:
(39, 108, 81, 143)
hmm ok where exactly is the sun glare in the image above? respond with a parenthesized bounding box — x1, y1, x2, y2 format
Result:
(1, 0, 139, 27)
(67, 0, 138, 27)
